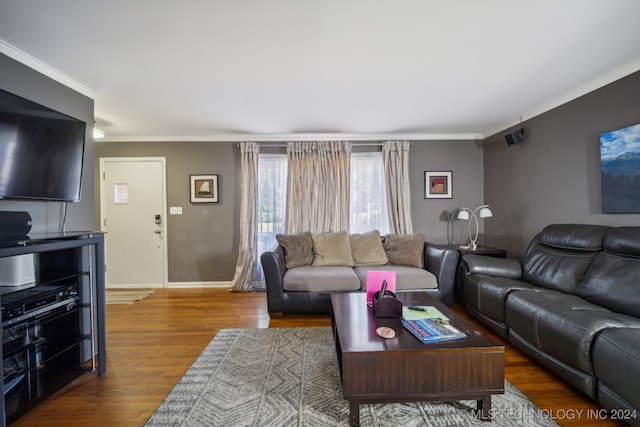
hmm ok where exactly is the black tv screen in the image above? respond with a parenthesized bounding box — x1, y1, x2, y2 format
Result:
(0, 88, 86, 202)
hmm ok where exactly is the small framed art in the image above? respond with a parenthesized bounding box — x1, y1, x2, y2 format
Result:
(424, 171, 452, 199)
(190, 174, 219, 203)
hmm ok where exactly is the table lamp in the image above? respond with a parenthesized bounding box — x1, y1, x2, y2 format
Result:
(456, 205, 493, 250)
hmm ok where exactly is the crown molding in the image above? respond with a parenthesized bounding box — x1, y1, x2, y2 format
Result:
(481, 58, 640, 140)
(0, 39, 98, 99)
(100, 132, 482, 143)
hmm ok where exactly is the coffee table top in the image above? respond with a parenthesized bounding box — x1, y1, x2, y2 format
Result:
(330, 292, 502, 353)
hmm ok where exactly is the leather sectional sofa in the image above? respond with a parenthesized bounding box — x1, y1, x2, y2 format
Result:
(458, 224, 640, 425)
(261, 230, 459, 316)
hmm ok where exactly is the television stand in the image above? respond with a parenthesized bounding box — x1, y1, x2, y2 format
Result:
(0, 232, 106, 426)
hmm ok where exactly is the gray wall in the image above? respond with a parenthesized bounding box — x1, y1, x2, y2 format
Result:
(95, 141, 240, 282)
(483, 71, 640, 257)
(96, 140, 481, 282)
(0, 54, 96, 233)
(410, 140, 484, 245)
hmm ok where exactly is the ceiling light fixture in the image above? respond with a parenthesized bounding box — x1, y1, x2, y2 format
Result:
(93, 128, 105, 139)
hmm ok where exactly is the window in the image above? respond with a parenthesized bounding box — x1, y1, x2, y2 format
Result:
(255, 153, 287, 284)
(255, 149, 390, 283)
(350, 151, 390, 234)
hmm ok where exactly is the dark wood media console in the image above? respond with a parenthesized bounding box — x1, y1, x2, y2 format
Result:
(0, 232, 106, 426)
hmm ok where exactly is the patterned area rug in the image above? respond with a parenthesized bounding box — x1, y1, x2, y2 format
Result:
(105, 288, 155, 305)
(145, 327, 559, 427)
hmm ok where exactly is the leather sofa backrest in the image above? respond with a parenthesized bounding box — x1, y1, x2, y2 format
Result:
(521, 224, 610, 294)
(578, 227, 640, 317)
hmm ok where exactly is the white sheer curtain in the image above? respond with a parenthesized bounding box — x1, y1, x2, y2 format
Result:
(255, 153, 287, 285)
(286, 141, 351, 234)
(231, 142, 259, 292)
(382, 140, 413, 234)
(350, 151, 390, 234)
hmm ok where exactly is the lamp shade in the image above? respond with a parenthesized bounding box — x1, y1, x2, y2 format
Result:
(478, 206, 493, 219)
(456, 209, 470, 220)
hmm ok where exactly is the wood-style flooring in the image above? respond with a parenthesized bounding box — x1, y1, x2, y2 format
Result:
(11, 288, 626, 427)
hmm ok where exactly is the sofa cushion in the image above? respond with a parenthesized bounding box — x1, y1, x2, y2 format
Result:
(283, 266, 360, 292)
(383, 233, 424, 268)
(537, 224, 609, 251)
(311, 231, 354, 267)
(505, 290, 640, 375)
(349, 230, 388, 266)
(521, 243, 599, 294)
(276, 231, 314, 268)
(578, 251, 640, 318)
(600, 226, 640, 257)
(354, 265, 437, 291)
(520, 224, 609, 293)
(593, 328, 640, 413)
(463, 275, 539, 324)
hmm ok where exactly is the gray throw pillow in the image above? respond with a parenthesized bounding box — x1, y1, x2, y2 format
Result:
(383, 233, 425, 268)
(276, 232, 314, 268)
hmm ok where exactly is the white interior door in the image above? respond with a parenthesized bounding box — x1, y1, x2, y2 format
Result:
(100, 158, 167, 288)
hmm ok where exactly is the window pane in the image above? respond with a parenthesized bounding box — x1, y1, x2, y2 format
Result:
(350, 151, 390, 234)
(256, 153, 288, 285)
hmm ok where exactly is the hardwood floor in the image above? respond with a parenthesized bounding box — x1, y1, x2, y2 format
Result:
(11, 288, 625, 427)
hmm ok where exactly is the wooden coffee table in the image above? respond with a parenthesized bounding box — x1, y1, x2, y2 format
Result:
(330, 292, 504, 426)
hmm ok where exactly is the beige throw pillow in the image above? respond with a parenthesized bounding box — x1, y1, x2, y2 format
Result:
(350, 230, 388, 266)
(384, 233, 425, 268)
(311, 231, 355, 266)
(276, 232, 314, 269)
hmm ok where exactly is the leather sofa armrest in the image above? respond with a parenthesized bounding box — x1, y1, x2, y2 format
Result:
(461, 254, 522, 279)
(260, 245, 287, 314)
(424, 242, 459, 306)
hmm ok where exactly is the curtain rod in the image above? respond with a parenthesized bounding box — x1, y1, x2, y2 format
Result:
(257, 142, 384, 148)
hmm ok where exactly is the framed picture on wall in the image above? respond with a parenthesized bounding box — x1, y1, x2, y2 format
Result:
(190, 174, 219, 203)
(424, 171, 452, 199)
(600, 123, 640, 213)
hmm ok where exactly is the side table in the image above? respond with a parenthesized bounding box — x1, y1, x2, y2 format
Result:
(433, 244, 507, 304)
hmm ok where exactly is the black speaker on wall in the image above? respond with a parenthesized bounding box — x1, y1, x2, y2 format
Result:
(0, 211, 33, 238)
(505, 128, 525, 146)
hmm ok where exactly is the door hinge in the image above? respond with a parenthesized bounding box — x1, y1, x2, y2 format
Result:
(103, 172, 106, 180)
(103, 218, 107, 227)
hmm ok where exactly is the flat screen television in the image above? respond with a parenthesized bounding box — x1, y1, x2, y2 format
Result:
(0, 88, 86, 202)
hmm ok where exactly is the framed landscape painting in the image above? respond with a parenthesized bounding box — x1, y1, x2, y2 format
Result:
(600, 123, 640, 213)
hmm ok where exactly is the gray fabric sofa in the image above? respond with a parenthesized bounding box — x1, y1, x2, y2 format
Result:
(261, 237, 459, 316)
(458, 224, 640, 425)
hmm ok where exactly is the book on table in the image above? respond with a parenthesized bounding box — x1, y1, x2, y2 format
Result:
(401, 317, 466, 344)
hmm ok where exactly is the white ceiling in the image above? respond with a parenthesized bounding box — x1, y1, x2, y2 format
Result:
(1, 0, 640, 142)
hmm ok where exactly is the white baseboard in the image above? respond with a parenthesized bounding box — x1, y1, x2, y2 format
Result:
(106, 282, 232, 289)
(106, 284, 161, 289)
(167, 281, 232, 289)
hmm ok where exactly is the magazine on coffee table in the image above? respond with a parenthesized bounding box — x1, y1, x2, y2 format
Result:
(401, 305, 450, 321)
(402, 318, 466, 344)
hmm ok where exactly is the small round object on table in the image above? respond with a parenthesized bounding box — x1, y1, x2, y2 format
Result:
(376, 326, 396, 339)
